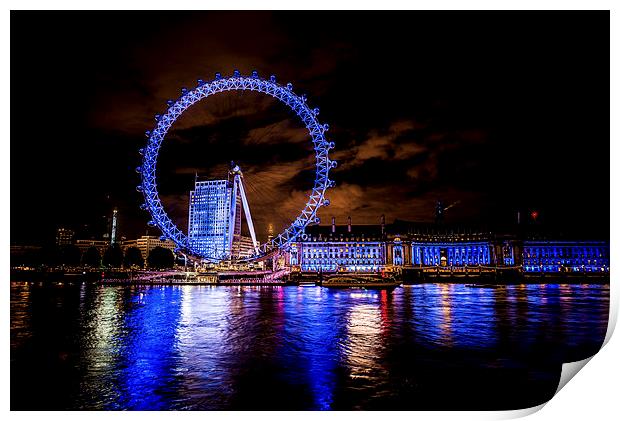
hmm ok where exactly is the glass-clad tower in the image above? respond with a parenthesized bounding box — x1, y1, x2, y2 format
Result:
(188, 179, 241, 259)
(187, 164, 259, 260)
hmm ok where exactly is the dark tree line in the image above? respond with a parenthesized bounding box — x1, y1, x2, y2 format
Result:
(82, 246, 101, 267)
(11, 244, 174, 269)
(147, 246, 175, 269)
(124, 246, 144, 268)
(103, 244, 123, 268)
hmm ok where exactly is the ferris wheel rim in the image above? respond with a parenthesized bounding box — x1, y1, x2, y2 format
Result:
(138, 70, 335, 262)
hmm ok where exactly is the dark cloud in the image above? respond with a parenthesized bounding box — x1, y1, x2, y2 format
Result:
(11, 10, 609, 244)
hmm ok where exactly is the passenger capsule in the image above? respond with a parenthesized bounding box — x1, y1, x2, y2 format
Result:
(159, 236, 167, 241)
(323, 124, 330, 132)
(314, 217, 321, 224)
(330, 160, 338, 169)
(181, 87, 188, 94)
(140, 203, 148, 210)
(286, 82, 293, 90)
(136, 185, 143, 192)
(138, 148, 145, 155)
(215, 72, 222, 79)
(147, 220, 156, 227)
(313, 107, 320, 115)
(135, 166, 142, 173)
(323, 199, 330, 207)
(270, 75, 276, 82)
(233, 69, 241, 77)
(251, 70, 258, 78)
(166, 100, 174, 106)
(154, 114, 161, 121)
(197, 79, 204, 85)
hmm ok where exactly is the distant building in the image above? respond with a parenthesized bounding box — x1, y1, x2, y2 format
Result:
(10, 245, 43, 268)
(233, 235, 257, 259)
(55, 228, 75, 246)
(120, 239, 138, 252)
(267, 223, 274, 244)
(134, 235, 176, 260)
(118, 236, 175, 259)
(75, 239, 109, 255)
(110, 208, 118, 245)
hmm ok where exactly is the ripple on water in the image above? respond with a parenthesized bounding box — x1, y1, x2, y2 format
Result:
(10, 281, 609, 410)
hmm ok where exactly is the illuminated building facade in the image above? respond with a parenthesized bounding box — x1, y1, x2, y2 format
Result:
(288, 218, 609, 274)
(386, 221, 500, 268)
(135, 235, 176, 259)
(110, 208, 118, 245)
(120, 239, 137, 252)
(233, 236, 257, 259)
(118, 236, 175, 259)
(55, 228, 75, 246)
(410, 242, 492, 266)
(297, 239, 384, 272)
(522, 241, 609, 273)
(188, 179, 240, 259)
(293, 217, 386, 272)
(75, 239, 109, 255)
(187, 165, 259, 261)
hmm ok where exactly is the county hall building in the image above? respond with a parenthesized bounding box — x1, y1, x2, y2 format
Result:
(286, 217, 609, 274)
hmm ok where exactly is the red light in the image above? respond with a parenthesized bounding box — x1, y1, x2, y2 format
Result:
(531, 211, 539, 221)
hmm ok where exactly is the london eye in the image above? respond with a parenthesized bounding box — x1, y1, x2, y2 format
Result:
(137, 70, 336, 262)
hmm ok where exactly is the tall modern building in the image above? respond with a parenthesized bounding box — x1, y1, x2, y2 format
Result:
(187, 164, 259, 260)
(110, 208, 118, 245)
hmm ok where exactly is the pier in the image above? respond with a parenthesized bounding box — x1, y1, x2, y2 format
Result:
(11, 263, 609, 287)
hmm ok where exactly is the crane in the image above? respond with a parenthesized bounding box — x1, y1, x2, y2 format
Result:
(435, 200, 461, 224)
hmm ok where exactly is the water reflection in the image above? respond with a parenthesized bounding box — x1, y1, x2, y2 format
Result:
(281, 287, 342, 410)
(116, 286, 183, 409)
(438, 284, 453, 346)
(173, 286, 235, 409)
(10, 282, 609, 410)
(10, 282, 32, 351)
(77, 286, 126, 408)
(345, 303, 382, 378)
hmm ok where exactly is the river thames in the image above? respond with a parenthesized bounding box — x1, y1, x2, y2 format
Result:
(10, 281, 609, 410)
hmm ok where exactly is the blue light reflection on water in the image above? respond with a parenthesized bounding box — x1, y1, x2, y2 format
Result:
(113, 286, 183, 410)
(279, 287, 342, 410)
(10, 282, 609, 410)
(404, 284, 497, 352)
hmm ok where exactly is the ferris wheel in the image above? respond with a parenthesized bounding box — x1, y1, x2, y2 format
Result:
(137, 69, 336, 262)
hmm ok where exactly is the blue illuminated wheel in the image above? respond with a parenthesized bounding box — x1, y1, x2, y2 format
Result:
(137, 69, 336, 261)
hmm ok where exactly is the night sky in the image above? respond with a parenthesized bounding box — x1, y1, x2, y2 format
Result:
(11, 11, 609, 244)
